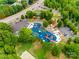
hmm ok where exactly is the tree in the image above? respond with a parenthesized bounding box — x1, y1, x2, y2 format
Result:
(26, 11, 35, 18)
(0, 3, 23, 19)
(8, 54, 16, 59)
(0, 0, 16, 4)
(4, 45, 15, 54)
(0, 30, 17, 46)
(51, 44, 61, 57)
(40, 10, 53, 21)
(28, 0, 34, 5)
(74, 37, 79, 44)
(42, 42, 55, 53)
(43, 20, 49, 27)
(14, 4, 23, 12)
(21, 0, 27, 8)
(0, 5, 10, 18)
(61, 10, 69, 19)
(18, 27, 33, 43)
(0, 0, 8, 4)
(0, 41, 4, 47)
(63, 43, 79, 59)
(0, 48, 5, 54)
(57, 20, 62, 28)
(21, 15, 25, 19)
(72, 18, 76, 23)
(7, 0, 16, 4)
(8, 54, 21, 59)
(64, 19, 78, 34)
(44, 0, 61, 9)
(48, 20, 53, 24)
(0, 54, 8, 59)
(12, 54, 21, 59)
(11, 4, 23, 14)
(0, 22, 12, 32)
(0, 23, 20, 59)
(67, 38, 73, 44)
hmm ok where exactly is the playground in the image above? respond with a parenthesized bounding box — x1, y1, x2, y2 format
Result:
(31, 23, 61, 42)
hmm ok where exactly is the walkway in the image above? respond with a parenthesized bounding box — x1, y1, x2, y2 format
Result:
(20, 51, 35, 59)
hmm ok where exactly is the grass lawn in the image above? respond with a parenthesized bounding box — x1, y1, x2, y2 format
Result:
(15, 39, 71, 59)
(16, 42, 33, 56)
(16, 39, 46, 59)
(35, 49, 46, 59)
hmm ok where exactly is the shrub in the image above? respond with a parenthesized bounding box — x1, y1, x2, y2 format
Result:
(42, 42, 53, 53)
(43, 20, 49, 27)
(51, 44, 61, 57)
(57, 20, 62, 27)
(48, 20, 53, 24)
(21, 15, 25, 19)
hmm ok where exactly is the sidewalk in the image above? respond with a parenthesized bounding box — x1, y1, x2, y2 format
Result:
(20, 51, 35, 59)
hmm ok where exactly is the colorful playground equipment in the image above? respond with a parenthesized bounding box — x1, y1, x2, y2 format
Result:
(29, 23, 61, 43)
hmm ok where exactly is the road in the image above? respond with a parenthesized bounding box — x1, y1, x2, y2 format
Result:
(0, 0, 44, 23)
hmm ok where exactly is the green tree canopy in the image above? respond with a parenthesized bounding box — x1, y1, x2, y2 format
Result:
(0, 22, 12, 32)
(40, 10, 53, 21)
(63, 43, 79, 59)
(57, 20, 62, 28)
(26, 11, 36, 18)
(21, 0, 27, 8)
(43, 20, 49, 27)
(51, 44, 61, 57)
(4, 45, 15, 54)
(18, 27, 34, 43)
(0, 30, 18, 46)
